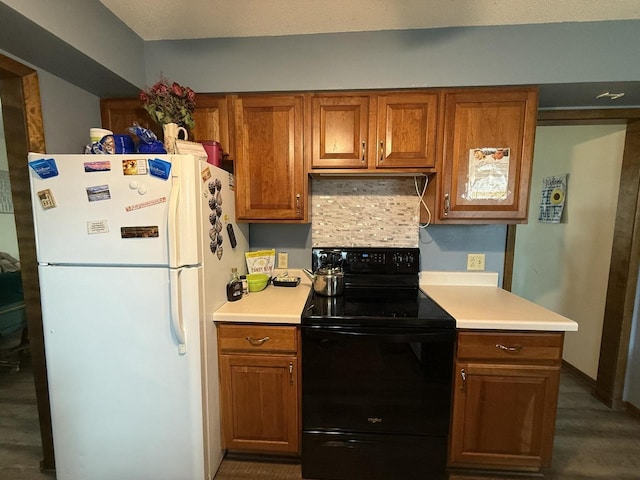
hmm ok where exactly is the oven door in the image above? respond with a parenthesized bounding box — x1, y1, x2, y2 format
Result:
(301, 326, 455, 436)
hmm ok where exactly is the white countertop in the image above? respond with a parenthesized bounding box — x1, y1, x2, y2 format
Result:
(212, 269, 578, 332)
(212, 269, 311, 324)
(420, 271, 578, 332)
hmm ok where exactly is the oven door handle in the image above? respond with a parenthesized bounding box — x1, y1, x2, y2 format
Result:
(304, 327, 454, 343)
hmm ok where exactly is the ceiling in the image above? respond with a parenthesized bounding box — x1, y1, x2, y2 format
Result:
(99, 0, 640, 41)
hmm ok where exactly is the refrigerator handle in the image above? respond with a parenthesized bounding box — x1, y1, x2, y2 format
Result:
(168, 179, 181, 268)
(169, 269, 187, 354)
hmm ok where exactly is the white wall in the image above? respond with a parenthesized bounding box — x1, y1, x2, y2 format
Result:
(512, 125, 626, 379)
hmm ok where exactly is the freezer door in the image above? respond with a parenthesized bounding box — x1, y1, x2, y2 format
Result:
(39, 265, 206, 480)
(28, 153, 201, 267)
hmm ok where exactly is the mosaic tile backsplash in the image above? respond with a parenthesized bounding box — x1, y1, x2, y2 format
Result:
(311, 178, 421, 247)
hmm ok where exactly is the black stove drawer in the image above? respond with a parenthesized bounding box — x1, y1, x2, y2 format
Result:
(302, 431, 447, 480)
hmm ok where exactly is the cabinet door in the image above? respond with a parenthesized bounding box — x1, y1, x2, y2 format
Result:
(439, 88, 538, 222)
(376, 92, 439, 168)
(219, 354, 299, 454)
(190, 94, 232, 158)
(234, 95, 306, 221)
(311, 95, 372, 169)
(449, 362, 560, 470)
(100, 98, 160, 137)
(100, 96, 230, 154)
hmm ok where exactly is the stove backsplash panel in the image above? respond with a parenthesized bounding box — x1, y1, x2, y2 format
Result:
(311, 178, 420, 247)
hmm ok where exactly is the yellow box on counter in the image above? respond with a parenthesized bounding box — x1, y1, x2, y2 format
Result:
(245, 249, 275, 277)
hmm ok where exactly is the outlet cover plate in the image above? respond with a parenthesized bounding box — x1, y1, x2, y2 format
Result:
(278, 252, 289, 269)
(467, 253, 486, 271)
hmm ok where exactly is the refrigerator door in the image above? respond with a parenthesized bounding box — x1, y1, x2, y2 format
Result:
(28, 153, 200, 267)
(39, 265, 205, 480)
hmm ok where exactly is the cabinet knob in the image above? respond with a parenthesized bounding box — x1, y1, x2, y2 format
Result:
(289, 362, 294, 384)
(460, 368, 466, 390)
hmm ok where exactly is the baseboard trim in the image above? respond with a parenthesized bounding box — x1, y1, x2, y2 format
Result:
(224, 451, 300, 464)
(561, 360, 596, 387)
(623, 400, 640, 420)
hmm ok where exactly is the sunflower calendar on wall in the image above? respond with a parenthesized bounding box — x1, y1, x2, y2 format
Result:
(539, 174, 568, 223)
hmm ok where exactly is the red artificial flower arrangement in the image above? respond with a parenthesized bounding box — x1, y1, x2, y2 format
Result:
(140, 76, 196, 129)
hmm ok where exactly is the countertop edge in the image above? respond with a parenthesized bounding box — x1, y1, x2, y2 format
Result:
(421, 283, 579, 332)
(212, 312, 302, 325)
(455, 320, 578, 331)
(211, 271, 579, 332)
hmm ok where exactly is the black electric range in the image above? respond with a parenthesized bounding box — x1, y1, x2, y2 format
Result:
(301, 247, 456, 480)
(302, 246, 455, 329)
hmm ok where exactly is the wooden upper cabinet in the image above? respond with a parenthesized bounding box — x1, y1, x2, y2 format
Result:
(190, 94, 232, 158)
(376, 92, 439, 169)
(100, 98, 160, 138)
(309, 91, 439, 172)
(311, 95, 372, 169)
(100, 94, 231, 156)
(437, 87, 538, 222)
(233, 94, 307, 222)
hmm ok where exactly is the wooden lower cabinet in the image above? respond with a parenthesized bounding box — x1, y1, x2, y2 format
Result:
(217, 324, 300, 455)
(449, 331, 563, 473)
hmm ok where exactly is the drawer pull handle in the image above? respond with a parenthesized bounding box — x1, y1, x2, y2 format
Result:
(460, 368, 466, 390)
(289, 362, 294, 384)
(246, 336, 270, 346)
(496, 343, 523, 353)
(361, 141, 366, 163)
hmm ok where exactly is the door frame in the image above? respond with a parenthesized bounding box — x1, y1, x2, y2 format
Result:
(504, 108, 640, 409)
(0, 53, 55, 470)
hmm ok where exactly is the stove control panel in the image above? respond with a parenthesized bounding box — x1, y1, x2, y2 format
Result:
(312, 247, 420, 274)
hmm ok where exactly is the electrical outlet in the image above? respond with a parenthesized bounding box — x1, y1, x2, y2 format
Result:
(467, 253, 485, 271)
(277, 252, 289, 269)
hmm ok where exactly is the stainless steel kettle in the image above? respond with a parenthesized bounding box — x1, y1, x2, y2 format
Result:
(303, 267, 344, 296)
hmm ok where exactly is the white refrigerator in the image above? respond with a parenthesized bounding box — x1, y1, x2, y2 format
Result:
(28, 153, 249, 480)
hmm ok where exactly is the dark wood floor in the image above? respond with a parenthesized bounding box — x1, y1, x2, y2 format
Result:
(2, 356, 639, 480)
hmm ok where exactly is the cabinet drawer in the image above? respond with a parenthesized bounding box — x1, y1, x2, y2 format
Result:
(218, 324, 298, 353)
(457, 332, 563, 363)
